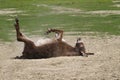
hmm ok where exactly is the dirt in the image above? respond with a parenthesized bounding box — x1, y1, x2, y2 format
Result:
(112, 0, 120, 8)
(0, 35, 120, 80)
(35, 4, 120, 16)
(0, 8, 23, 15)
(86, 10, 120, 15)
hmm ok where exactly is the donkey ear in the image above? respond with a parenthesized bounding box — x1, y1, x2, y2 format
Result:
(77, 38, 81, 42)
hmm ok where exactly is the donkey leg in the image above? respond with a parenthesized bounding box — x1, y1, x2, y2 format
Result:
(14, 18, 36, 59)
(14, 18, 34, 44)
(46, 29, 63, 41)
(14, 18, 26, 42)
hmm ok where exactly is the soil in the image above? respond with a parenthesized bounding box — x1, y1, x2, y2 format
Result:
(0, 8, 22, 15)
(0, 35, 120, 80)
(36, 4, 120, 15)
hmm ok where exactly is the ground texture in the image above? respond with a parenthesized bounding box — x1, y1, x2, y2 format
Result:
(0, 35, 120, 80)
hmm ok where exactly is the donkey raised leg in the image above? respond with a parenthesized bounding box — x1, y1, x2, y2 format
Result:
(46, 28, 63, 41)
(14, 18, 37, 59)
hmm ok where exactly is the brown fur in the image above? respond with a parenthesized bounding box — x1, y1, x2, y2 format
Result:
(14, 18, 93, 59)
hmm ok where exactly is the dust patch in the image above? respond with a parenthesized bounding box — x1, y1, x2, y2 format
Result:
(112, 0, 120, 3)
(86, 10, 120, 15)
(35, 4, 82, 14)
(0, 8, 23, 15)
(65, 31, 101, 36)
(112, 0, 120, 7)
(0, 35, 120, 80)
(6, 18, 14, 21)
(50, 6, 82, 14)
(35, 4, 120, 16)
(113, 4, 120, 7)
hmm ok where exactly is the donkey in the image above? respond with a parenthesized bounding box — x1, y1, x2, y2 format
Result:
(14, 18, 92, 59)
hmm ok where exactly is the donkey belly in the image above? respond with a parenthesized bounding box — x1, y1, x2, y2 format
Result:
(22, 41, 79, 59)
(36, 42, 74, 58)
(36, 42, 60, 58)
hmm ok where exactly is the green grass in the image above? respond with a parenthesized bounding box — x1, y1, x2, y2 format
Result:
(0, 0, 120, 41)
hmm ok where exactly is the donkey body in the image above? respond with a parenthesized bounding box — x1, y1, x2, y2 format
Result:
(14, 18, 89, 59)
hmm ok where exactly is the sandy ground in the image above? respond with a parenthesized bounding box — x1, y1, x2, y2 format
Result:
(0, 35, 120, 80)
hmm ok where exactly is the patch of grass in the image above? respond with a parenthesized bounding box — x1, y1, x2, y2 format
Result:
(0, 0, 120, 41)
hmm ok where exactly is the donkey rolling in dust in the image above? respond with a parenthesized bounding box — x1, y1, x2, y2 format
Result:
(14, 18, 94, 59)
